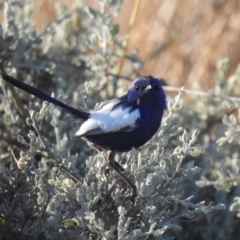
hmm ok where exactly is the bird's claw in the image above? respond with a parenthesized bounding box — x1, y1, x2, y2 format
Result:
(111, 160, 124, 172)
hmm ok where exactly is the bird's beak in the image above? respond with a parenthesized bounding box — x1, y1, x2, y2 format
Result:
(144, 85, 152, 92)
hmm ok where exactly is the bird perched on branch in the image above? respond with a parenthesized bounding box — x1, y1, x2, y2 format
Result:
(1, 73, 167, 200)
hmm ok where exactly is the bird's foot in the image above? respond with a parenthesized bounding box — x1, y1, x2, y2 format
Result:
(105, 159, 124, 176)
(111, 160, 124, 172)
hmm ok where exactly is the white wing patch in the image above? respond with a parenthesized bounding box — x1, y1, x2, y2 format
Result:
(74, 101, 140, 136)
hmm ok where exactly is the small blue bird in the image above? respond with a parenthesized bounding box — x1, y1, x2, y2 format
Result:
(1, 73, 166, 199)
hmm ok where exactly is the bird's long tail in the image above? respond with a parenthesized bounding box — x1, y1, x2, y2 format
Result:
(1, 73, 90, 120)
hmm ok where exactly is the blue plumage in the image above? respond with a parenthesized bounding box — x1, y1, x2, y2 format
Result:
(82, 78, 166, 151)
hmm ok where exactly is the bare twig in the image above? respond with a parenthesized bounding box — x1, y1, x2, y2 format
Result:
(163, 85, 240, 102)
(117, 0, 141, 74)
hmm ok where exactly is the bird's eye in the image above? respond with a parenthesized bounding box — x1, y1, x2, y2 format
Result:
(153, 85, 160, 91)
(135, 86, 140, 91)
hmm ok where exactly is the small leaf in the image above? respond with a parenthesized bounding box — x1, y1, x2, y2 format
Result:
(110, 24, 119, 37)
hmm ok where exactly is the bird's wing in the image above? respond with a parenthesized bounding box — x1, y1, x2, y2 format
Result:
(74, 97, 140, 136)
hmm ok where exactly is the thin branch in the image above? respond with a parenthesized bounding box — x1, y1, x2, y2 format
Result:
(117, 0, 141, 74)
(163, 85, 240, 102)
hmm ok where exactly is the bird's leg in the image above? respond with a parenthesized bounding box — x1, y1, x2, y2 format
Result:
(107, 151, 137, 201)
(108, 159, 124, 173)
(104, 159, 124, 177)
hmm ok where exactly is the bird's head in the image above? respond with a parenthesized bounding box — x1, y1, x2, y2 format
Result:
(127, 76, 167, 111)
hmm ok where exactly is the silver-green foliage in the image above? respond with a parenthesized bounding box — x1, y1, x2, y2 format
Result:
(1, 0, 240, 240)
(0, 87, 225, 240)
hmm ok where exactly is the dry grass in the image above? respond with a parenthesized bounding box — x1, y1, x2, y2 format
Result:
(115, 0, 240, 89)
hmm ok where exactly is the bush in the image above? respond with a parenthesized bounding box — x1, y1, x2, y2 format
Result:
(0, 1, 240, 239)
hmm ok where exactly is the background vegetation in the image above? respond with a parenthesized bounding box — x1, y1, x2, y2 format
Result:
(0, 0, 240, 239)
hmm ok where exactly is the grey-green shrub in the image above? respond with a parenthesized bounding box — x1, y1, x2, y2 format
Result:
(1, 1, 240, 239)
